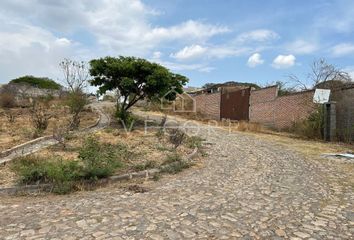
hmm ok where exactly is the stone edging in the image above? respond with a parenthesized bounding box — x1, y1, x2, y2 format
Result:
(0, 136, 54, 158)
(0, 147, 199, 196)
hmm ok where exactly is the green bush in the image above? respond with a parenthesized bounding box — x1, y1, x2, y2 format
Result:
(66, 92, 88, 130)
(289, 107, 324, 139)
(10, 76, 62, 90)
(184, 135, 204, 149)
(78, 136, 124, 179)
(115, 107, 136, 130)
(11, 136, 130, 194)
(11, 156, 81, 194)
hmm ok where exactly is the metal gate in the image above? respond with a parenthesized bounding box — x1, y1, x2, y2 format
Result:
(220, 88, 250, 120)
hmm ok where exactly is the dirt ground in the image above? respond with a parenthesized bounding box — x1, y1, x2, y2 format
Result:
(0, 104, 98, 151)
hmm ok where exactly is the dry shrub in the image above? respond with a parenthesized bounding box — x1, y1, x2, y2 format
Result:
(3, 109, 17, 123)
(30, 101, 54, 133)
(146, 101, 163, 112)
(0, 93, 16, 108)
(288, 107, 324, 139)
(237, 121, 262, 132)
(168, 128, 186, 148)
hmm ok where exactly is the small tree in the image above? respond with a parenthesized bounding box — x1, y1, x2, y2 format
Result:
(89, 56, 188, 122)
(66, 92, 88, 130)
(60, 59, 89, 130)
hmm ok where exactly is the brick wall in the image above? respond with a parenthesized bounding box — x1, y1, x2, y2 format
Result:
(250, 86, 278, 104)
(250, 86, 316, 129)
(273, 90, 316, 129)
(194, 92, 221, 120)
(249, 86, 278, 126)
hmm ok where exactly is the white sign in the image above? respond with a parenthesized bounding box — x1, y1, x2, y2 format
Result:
(313, 89, 331, 104)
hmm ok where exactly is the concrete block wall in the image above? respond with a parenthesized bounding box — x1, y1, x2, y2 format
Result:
(194, 92, 221, 120)
(331, 86, 354, 142)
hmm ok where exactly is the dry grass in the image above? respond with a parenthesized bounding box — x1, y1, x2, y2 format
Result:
(234, 121, 263, 132)
(0, 102, 98, 151)
(0, 120, 199, 187)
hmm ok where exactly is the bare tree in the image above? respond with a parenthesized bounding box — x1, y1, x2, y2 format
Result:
(288, 74, 309, 90)
(60, 59, 88, 93)
(60, 59, 89, 130)
(288, 58, 352, 90)
(310, 58, 351, 86)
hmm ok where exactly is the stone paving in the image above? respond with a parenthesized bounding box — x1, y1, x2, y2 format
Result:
(0, 115, 353, 239)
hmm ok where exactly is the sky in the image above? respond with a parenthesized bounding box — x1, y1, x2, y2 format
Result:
(1, 0, 354, 90)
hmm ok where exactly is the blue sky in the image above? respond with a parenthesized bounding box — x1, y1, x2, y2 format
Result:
(0, 0, 354, 89)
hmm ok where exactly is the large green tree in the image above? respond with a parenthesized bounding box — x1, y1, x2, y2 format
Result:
(10, 76, 62, 90)
(89, 56, 188, 118)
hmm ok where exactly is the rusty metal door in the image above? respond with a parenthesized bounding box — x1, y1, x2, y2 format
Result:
(220, 88, 250, 120)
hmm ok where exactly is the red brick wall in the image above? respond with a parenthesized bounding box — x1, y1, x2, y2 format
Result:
(250, 86, 278, 104)
(250, 86, 316, 129)
(249, 86, 278, 126)
(194, 92, 221, 120)
(274, 91, 316, 128)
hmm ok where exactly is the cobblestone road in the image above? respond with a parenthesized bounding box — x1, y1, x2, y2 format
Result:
(0, 116, 353, 239)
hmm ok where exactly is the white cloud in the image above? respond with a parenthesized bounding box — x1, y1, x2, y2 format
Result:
(171, 45, 207, 60)
(171, 44, 251, 61)
(151, 58, 214, 73)
(272, 54, 296, 69)
(285, 40, 318, 54)
(247, 53, 264, 67)
(331, 43, 354, 56)
(0, 0, 230, 82)
(0, 20, 79, 81)
(152, 51, 162, 59)
(236, 29, 279, 42)
(343, 66, 354, 79)
(84, 0, 229, 55)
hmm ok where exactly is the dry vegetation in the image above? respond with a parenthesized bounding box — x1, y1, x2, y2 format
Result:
(0, 99, 98, 151)
(0, 114, 204, 192)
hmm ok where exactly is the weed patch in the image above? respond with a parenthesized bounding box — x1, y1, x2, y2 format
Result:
(11, 156, 81, 194)
(133, 161, 157, 171)
(160, 152, 191, 174)
(184, 135, 204, 149)
(79, 136, 125, 180)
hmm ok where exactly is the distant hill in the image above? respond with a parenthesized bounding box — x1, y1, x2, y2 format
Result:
(10, 76, 62, 90)
(202, 81, 260, 90)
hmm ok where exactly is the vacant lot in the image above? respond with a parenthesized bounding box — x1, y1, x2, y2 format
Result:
(0, 110, 202, 189)
(0, 102, 98, 151)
